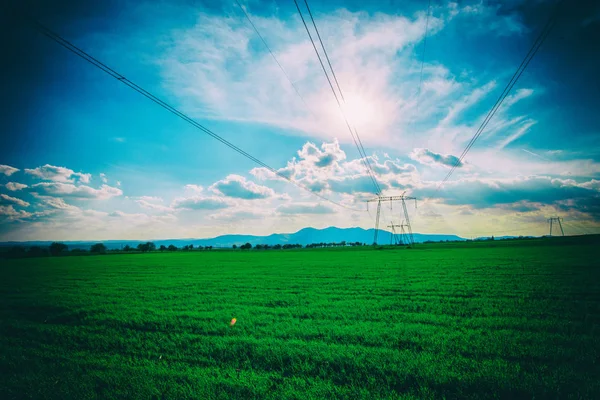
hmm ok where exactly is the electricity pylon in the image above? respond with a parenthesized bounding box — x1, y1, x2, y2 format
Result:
(548, 217, 564, 236)
(388, 222, 402, 245)
(367, 192, 417, 245)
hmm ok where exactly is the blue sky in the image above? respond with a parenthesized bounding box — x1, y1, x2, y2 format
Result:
(1, 0, 599, 240)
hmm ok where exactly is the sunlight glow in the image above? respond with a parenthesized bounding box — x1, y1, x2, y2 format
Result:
(341, 93, 378, 129)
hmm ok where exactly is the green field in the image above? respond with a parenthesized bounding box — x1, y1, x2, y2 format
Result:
(2, 237, 600, 399)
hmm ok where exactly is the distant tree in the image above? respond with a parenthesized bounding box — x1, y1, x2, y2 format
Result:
(159, 245, 167, 252)
(90, 243, 107, 254)
(182, 245, 189, 251)
(197, 246, 204, 250)
(273, 244, 282, 250)
(123, 245, 132, 252)
(207, 246, 213, 250)
(189, 244, 194, 250)
(28, 246, 48, 257)
(7, 246, 26, 258)
(137, 242, 156, 252)
(232, 244, 237, 249)
(168, 244, 178, 251)
(241, 243, 252, 250)
(49, 242, 68, 256)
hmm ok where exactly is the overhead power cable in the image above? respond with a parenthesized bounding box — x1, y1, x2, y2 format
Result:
(410, 0, 432, 150)
(436, 4, 561, 192)
(301, 0, 380, 194)
(234, 0, 316, 118)
(293, 0, 382, 196)
(30, 19, 365, 212)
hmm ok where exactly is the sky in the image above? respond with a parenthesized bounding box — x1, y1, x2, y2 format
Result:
(0, 0, 599, 241)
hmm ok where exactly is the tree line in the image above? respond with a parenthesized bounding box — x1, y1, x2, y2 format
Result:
(1, 241, 214, 259)
(2, 240, 371, 259)
(233, 241, 367, 250)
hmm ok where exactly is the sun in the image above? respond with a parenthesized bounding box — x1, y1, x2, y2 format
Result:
(341, 93, 377, 128)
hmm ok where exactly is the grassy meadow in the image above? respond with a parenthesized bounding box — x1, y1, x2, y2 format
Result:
(1, 236, 599, 399)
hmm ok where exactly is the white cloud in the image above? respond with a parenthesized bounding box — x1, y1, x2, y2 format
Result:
(0, 165, 19, 176)
(458, 2, 527, 37)
(37, 196, 80, 211)
(29, 182, 123, 200)
(210, 174, 275, 199)
(24, 164, 91, 183)
(171, 196, 232, 210)
(277, 203, 336, 215)
(0, 205, 32, 219)
(439, 81, 497, 126)
(5, 182, 28, 191)
(580, 179, 600, 191)
(209, 208, 274, 222)
(159, 5, 460, 147)
(328, 174, 387, 194)
(297, 139, 347, 168)
(412, 176, 599, 215)
(73, 172, 92, 184)
(100, 173, 108, 183)
(410, 148, 463, 168)
(0, 194, 30, 207)
(496, 119, 537, 149)
(133, 196, 163, 202)
(252, 139, 418, 197)
(184, 184, 203, 192)
(136, 199, 173, 212)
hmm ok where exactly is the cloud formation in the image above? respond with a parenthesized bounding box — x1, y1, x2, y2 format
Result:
(0, 194, 30, 207)
(171, 196, 231, 210)
(0, 165, 19, 176)
(413, 176, 599, 214)
(28, 182, 123, 200)
(160, 5, 463, 147)
(410, 148, 463, 168)
(210, 174, 275, 199)
(277, 203, 336, 215)
(5, 182, 28, 191)
(25, 164, 92, 183)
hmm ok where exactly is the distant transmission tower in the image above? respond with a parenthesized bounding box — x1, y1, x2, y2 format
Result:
(548, 217, 564, 236)
(388, 222, 402, 245)
(367, 192, 417, 245)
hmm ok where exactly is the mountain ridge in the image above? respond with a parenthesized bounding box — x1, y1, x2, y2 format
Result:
(0, 226, 466, 249)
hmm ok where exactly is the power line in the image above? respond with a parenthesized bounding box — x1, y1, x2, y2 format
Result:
(410, 0, 432, 151)
(293, 0, 382, 196)
(234, 0, 316, 117)
(302, 0, 381, 196)
(436, 3, 561, 192)
(303, 0, 345, 103)
(30, 18, 365, 213)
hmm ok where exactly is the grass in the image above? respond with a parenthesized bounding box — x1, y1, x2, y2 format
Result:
(1, 236, 599, 399)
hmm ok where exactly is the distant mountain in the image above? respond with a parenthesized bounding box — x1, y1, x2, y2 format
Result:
(0, 227, 466, 250)
(473, 235, 536, 241)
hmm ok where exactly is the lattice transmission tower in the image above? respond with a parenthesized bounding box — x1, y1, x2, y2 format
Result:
(548, 217, 564, 236)
(388, 222, 412, 246)
(367, 192, 417, 245)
